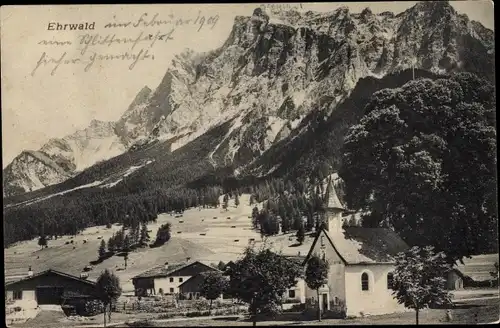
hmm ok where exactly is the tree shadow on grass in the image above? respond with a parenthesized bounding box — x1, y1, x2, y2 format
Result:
(212, 316, 240, 321)
(452, 303, 483, 309)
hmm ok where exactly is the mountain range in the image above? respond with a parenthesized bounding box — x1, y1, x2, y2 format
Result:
(3, 1, 495, 201)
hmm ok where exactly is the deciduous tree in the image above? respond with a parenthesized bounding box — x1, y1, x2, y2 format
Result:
(305, 254, 329, 321)
(340, 73, 497, 262)
(199, 271, 228, 314)
(227, 246, 302, 326)
(392, 246, 452, 325)
(96, 269, 122, 327)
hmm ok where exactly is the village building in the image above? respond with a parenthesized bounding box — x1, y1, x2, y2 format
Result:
(445, 268, 465, 290)
(282, 256, 307, 304)
(5, 268, 101, 322)
(302, 178, 410, 317)
(132, 260, 220, 298)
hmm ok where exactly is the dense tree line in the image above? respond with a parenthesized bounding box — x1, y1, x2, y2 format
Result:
(3, 186, 222, 247)
(247, 176, 338, 237)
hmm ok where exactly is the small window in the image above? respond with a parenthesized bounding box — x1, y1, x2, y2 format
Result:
(361, 272, 369, 291)
(179, 277, 183, 283)
(169, 277, 174, 282)
(320, 236, 325, 246)
(288, 290, 296, 298)
(169, 288, 174, 293)
(387, 272, 394, 290)
(13, 290, 22, 300)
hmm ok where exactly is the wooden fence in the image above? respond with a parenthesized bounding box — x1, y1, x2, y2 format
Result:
(113, 298, 246, 315)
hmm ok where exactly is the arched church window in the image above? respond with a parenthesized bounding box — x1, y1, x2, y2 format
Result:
(361, 272, 369, 291)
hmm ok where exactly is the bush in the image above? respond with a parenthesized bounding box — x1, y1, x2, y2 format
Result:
(157, 313, 177, 319)
(126, 319, 155, 327)
(186, 310, 211, 317)
(283, 303, 305, 312)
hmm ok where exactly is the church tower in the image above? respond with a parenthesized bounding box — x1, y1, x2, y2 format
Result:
(324, 176, 345, 234)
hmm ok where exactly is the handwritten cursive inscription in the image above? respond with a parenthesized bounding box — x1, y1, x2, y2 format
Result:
(31, 48, 154, 76)
(32, 11, 220, 76)
(104, 11, 219, 31)
(78, 29, 175, 56)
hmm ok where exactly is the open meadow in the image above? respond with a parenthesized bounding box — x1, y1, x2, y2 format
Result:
(4, 194, 315, 293)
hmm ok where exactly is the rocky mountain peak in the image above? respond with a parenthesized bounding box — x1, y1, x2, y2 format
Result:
(4, 2, 494, 196)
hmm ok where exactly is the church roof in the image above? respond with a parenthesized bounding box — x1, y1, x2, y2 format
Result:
(305, 226, 409, 265)
(324, 176, 344, 210)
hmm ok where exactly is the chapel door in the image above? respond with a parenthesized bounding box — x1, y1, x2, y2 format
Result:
(322, 293, 328, 311)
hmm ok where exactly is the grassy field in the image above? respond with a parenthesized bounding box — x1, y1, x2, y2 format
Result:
(4, 194, 498, 293)
(4, 194, 315, 293)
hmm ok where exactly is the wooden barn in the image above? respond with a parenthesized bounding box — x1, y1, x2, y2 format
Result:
(5, 269, 100, 309)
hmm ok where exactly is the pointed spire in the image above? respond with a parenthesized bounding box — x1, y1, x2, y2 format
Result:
(324, 176, 344, 210)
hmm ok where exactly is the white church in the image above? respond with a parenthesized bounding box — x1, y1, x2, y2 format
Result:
(300, 178, 410, 317)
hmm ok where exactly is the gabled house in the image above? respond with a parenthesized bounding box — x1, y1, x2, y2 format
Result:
(302, 178, 410, 317)
(132, 260, 218, 297)
(5, 268, 101, 322)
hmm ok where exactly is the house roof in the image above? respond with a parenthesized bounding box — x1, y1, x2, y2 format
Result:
(283, 255, 307, 266)
(132, 260, 215, 279)
(449, 267, 466, 279)
(305, 227, 409, 265)
(4, 269, 96, 287)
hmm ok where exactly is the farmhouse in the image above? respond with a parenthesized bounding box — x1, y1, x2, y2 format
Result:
(132, 260, 219, 297)
(302, 179, 410, 317)
(5, 268, 101, 319)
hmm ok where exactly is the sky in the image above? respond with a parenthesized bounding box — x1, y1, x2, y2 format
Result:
(1, 1, 495, 167)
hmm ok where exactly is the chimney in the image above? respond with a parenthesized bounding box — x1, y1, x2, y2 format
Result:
(28, 266, 33, 277)
(164, 262, 169, 270)
(186, 257, 191, 262)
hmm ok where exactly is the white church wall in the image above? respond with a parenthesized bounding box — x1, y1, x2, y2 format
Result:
(344, 264, 407, 317)
(304, 230, 346, 308)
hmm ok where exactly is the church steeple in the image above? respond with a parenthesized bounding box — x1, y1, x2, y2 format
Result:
(324, 176, 345, 233)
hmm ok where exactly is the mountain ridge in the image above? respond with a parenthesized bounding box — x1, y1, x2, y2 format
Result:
(3, 1, 495, 199)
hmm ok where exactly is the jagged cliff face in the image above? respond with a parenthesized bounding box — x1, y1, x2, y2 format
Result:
(136, 2, 494, 166)
(4, 120, 127, 196)
(3, 2, 494, 196)
(3, 151, 72, 196)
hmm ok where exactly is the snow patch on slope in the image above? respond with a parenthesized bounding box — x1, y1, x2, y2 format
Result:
(100, 160, 154, 189)
(11, 180, 104, 208)
(208, 114, 245, 167)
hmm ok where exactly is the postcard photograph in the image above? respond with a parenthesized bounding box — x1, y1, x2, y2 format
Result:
(1, 1, 498, 326)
